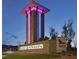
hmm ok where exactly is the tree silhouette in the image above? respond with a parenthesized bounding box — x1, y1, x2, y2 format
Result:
(49, 27, 57, 39)
(44, 36, 49, 40)
(67, 20, 75, 40)
(62, 22, 68, 38)
(62, 20, 75, 52)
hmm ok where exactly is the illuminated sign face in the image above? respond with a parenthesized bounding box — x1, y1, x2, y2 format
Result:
(19, 44, 43, 50)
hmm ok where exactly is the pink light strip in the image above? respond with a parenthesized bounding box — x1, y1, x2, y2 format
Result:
(27, 10, 30, 14)
(38, 9, 42, 13)
(31, 7, 36, 11)
(30, 7, 42, 13)
(27, 11, 30, 44)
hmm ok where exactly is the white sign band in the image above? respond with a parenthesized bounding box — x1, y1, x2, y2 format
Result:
(19, 44, 43, 50)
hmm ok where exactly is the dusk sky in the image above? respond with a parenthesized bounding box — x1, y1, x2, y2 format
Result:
(2, 0, 77, 46)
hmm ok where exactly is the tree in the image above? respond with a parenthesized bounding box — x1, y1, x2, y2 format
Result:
(62, 22, 68, 38)
(62, 20, 75, 40)
(62, 20, 75, 52)
(44, 36, 49, 40)
(67, 20, 75, 40)
(67, 20, 75, 52)
(49, 27, 58, 39)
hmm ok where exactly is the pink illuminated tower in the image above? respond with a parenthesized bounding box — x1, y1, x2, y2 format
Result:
(22, 1, 49, 45)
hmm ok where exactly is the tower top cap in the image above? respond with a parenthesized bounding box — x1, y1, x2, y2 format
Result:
(22, 1, 49, 14)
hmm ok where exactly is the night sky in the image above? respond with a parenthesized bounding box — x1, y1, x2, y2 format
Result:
(2, 0, 77, 47)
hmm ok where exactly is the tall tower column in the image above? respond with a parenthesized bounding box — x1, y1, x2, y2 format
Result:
(26, 10, 31, 45)
(26, 14, 28, 45)
(41, 13, 44, 39)
(26, 7, 39, 45)
(23, 1, 49, 45)
(31, 10, 38, 42)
